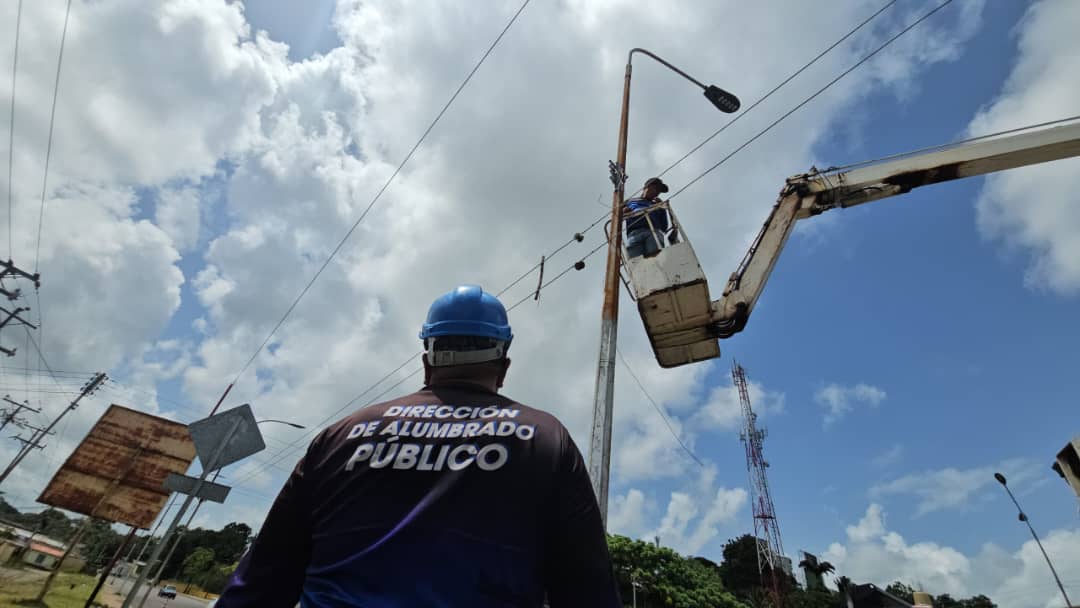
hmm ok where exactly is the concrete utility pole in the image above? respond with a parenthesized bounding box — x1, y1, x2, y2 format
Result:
(0, 394, 40, 432)
(0, 259, 42, 356)
(123, 417, 242, 608)
(588, 48, 738, 525)
(0, 371, 106, 486)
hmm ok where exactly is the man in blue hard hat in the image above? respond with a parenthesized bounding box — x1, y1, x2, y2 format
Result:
(217, 285, 621, 608)
(625, 177, 675, 259)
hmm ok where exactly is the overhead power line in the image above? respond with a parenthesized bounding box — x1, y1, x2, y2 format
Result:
(656, 0, 899, 181)
(221, 0, 953, 496)
(616, 347, 704, 468)
(34, 0, 75, 273)
(822, 114, 1080, 174)
(220, 0, 920, 491)
(670, 0, 958, 200)
(549, 0, 902, 247)
(228, 240, 607, 487)
(6, 0, 23, 261)
(230, 0, 534, 388)
(22, 325, 65, 391)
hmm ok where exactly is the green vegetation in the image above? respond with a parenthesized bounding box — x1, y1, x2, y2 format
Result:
(0, 571, 106, 608)
(608, 534, 746, 608)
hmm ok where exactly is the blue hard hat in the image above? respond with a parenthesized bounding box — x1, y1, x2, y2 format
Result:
(419, 285, 513, 344)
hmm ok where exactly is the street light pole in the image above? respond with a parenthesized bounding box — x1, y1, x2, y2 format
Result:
(994, 473, 1072, 608)
(122, 417, 243, 608)
(137, 417, 306, 604)
(589, 48, 739, 526)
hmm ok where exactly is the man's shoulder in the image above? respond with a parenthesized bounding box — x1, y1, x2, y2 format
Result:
(502, 398, 569, 432)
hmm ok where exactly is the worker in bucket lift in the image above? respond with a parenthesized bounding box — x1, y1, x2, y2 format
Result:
(625, 176, 677, 259)
(215, 285, 621, 608)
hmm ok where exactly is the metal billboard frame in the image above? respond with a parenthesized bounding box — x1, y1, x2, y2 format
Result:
(37, 404, 196, 529)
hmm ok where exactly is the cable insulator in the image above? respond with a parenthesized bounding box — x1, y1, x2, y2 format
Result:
(573, 233, 584, 242)
(574, 261, 585, 271)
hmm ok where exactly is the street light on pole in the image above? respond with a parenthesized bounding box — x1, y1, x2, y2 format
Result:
(994, 472, 1073, 608)
(589, 48, 739, 526)
(134, 415, 308, 607)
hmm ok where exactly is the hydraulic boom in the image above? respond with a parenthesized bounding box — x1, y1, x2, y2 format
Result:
(710, 120, 1080, 336)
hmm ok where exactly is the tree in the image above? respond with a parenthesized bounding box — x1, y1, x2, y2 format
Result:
(181, 547, 216, 592)
(607, 534, 746, 608)
(198, 561, 239, 594)
(718, 535, 762, 600)
(78, 518, 124, 572)
(885, 581, 916, 604)
(798, 556, 835, 592)
(717, 534, 797, 602)
(162, 521, 252, 579)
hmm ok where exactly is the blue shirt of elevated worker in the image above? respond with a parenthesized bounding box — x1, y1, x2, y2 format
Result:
(625, 177, 670, 258)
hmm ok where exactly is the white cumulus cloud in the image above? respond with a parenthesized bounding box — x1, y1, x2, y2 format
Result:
(815, 382, 886, 426)
(967, 0, 1080, 294)
(870, 458, 1040, 517)
(822, 503, 1080, 608)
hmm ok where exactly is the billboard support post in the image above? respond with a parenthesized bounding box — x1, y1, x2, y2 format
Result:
(123, 417, 243, 608)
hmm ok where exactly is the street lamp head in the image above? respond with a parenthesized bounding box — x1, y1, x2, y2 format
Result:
(704, 85, 740, 113)
(994, 472, 1008, 485)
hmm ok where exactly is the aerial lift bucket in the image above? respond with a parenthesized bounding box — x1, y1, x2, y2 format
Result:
(621, 201, 721, 368)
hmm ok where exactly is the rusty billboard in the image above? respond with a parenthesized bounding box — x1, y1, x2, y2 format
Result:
(37, 404, 196, 529)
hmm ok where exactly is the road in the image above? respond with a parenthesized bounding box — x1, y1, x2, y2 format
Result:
(107, 578, 212, 608)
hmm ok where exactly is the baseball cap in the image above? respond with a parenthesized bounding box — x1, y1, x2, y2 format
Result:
(644, 177, 669, 193)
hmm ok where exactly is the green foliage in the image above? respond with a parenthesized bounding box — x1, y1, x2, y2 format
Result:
(955, 595, 996, 608)
(607, 534, 746, 608)
(161, 521, 251, 580)
(78, 518, 124, 572)
(885, 581, 916, 603)
(716, 534, 798, 602)
(197, 561, 239, 594)
(182, 546, 216, 581)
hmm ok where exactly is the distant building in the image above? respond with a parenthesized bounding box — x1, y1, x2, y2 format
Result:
(24, 541, 65, 569)
(0, 519, 84, 572)
(112, 559, 148, 579)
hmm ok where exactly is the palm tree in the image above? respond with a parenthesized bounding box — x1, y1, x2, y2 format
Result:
(798, 556, 835, 591)
(798, 558, 835, 577)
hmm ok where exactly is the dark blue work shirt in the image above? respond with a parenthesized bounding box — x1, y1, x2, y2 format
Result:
(216, 383, 621, 608)
(624, 197, 669, 233)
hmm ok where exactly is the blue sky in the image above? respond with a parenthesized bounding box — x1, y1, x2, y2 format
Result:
(1, 1, 1077, 604)
(720, 0, 1078, 553)
(232, 0, 1079, 595)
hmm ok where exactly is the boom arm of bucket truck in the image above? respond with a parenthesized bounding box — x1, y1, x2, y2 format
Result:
(708, 121, 1080, 338)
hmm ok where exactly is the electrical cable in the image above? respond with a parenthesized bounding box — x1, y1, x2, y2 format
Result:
(228, 243, 606, 487)
(815, 113, 1080, 175)
(655, 0, 899, 181)
(6, 0, 23, 262)
(496, 213, 607, 297)
(505, 240, 607, 310)
(616, 347, 704, 467)
(21, 326, 64, 391)
(230, 0, 533, 388)
(33, 0, 74, 273)
(201, 0, 946, 493)
(0, 366, 90, 377)
(669, 0, 958, 200)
